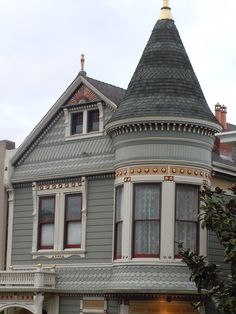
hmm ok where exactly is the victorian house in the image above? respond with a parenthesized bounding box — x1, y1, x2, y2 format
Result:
(1, 1, 235, 314)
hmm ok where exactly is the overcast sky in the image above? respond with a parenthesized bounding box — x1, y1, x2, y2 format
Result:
(1, 0, 236, 147)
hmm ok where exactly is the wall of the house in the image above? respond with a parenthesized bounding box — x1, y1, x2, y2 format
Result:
(0, 140, 15, 270)
(11, 178, 114, 266)
(12, 111, 115, 183)
(208, 176, 233, 273)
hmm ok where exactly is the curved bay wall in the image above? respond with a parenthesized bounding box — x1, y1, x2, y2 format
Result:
(112, 130, 214, 170)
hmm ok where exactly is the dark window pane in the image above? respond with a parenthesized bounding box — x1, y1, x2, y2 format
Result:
(39, 197, 54, 222)
(88, 110, 99, 132)
(115, 222, 122, 259)
(66, 194, 81, 220)
(71, 112, 83, 135)
(115, 186, 123, 222)
(114, 186, 123, 259)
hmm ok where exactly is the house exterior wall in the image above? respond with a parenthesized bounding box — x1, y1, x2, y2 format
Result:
(11, 178, 114, 266)
(0, 140, 15, 270)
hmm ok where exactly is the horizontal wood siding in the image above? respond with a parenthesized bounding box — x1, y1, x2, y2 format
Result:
(208, 231, 230, 273)
(59, 296, 80, 314)
(11, 178, 114, 266)
(11, 187, 33, 265)
(85, 178, 114, 262)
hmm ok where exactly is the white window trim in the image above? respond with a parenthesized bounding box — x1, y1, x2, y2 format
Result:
(64, 102, 104, 141)
(32, 178, 87, 259)
(113, 174, 207, 263)
(80, 297, 107, 314)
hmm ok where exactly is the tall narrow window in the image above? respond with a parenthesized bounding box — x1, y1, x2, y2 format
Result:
(88, 110, 99, 132)
(38, 196, 55, 250)
(133, 184, 161, 258)
(71, 112, 83, 135)
(175, 184, 199, 255)
(64, 194, 82, 248)
(114, 185, 124, 259)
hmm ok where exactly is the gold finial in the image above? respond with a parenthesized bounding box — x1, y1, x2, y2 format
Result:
(159, 0, 173, 20)
(81, 54, 85, 71)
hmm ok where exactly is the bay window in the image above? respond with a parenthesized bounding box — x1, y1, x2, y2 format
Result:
(175, 184, 199, 255)
(133, 184, 161, 257)
(113, 169, 205, 262)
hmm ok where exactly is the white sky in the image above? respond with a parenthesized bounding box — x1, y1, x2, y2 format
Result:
(0, 0, 236, 147)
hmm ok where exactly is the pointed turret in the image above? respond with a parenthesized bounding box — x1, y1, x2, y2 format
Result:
(107, 1, 219, 129)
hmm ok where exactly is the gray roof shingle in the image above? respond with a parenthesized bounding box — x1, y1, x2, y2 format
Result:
(86, 76, 126, 105)
(109, 19, 219, 125)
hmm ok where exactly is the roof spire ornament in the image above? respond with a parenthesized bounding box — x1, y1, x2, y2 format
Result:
(81, 54, 85, 71)
(159, 0, 173, 20)
(79, 53, 87, 77)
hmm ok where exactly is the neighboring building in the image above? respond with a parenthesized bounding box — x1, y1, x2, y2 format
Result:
(0, 140, 15, 270)
(0, 1, 235, 314)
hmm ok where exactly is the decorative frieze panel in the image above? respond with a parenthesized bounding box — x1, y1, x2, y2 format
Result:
(34, 179, 84, 192)
(107, 122, 217, 138)
(115, 165, 210, 183)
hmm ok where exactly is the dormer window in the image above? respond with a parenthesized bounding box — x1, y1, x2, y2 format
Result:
(64, 103, 104, 140)
(88, 109, 99, 132)
(71, 112, 83, 135)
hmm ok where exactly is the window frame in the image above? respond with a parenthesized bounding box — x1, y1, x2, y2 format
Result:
(132, 183, 161, 258)
(38, 196, 55, 250)
(87, 109, 100, 133)
(114, 185, 124, 260)
(64, 102, 104, 140)
(64, 193, 82, 249)
(32, 178, 87, 259)
(71, 111, 84, 135)
(174, 183, 200, 257)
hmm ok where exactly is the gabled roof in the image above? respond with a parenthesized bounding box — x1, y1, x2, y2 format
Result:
(108, 9, 220, 128)
(12, 75, 125, 165)
(86, 77, 125, 105)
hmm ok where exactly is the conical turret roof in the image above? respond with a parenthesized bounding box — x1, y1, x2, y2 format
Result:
(108, 4, 219, 126)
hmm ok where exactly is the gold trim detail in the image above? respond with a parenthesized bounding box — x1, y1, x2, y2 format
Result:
(115, 165, 210, 181)
(37, 180, 83, 191)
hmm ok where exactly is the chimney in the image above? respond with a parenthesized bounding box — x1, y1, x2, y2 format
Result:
(215, 103, 222, 124)
(221, 105, 227, 131)
(215, 103, 227, 131)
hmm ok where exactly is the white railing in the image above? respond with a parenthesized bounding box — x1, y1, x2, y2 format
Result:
(0, 268, 56, 288)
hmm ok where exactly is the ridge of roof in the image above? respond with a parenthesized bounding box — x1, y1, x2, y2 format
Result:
(108, 18, 220, 129)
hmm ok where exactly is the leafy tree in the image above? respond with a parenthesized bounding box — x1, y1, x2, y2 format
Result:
(178, 185, 236, 313)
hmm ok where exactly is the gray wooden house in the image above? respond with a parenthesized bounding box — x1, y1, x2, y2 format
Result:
(1, 1, 235, 314)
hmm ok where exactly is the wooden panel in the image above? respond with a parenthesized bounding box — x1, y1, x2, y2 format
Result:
(59, 296, 81, 314)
